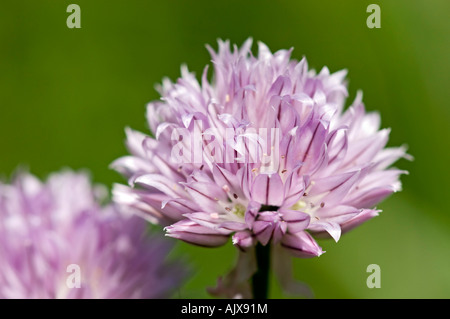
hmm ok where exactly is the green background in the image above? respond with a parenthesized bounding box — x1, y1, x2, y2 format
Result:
(1, 0, 449, 298)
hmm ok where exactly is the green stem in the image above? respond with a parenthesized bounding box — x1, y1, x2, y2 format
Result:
(251, 242, 271, 299)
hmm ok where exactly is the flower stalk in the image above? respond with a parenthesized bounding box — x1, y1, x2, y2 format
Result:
(252, 243, 271, 299)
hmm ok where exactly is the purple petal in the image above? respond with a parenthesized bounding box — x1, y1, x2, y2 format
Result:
(283, 171, 308, 208)
(112, 184, 170, 224)
(134, 174, 184, 198)
(272, 220, 287, 244)
(373, 146, 412, 170)
(340, 209, 380, 234)
(124, 127, 150, 158)
(232, 231, 255, 252)
(184, 212, 235, 234)
(308, 221, 342, 242)
(311, 166, 372, 204)
(245, 201, 261, 227)
(236, 166, 252, 199)
(279, 209, 310, 233)
(182, 181, 227, 211)
(253, 220, 273, 246)
(315, 205, 359, 224)
(253, 211, 286, 245)
(212, 165, 245, 198)
(281, 231, 324, 258)
(165, 220, 229, 247)
(251, 173, 284, 206)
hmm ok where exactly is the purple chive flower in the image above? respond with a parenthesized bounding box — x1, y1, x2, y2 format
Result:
(112, 39, 409, 297)
(0, 171, 185, 299)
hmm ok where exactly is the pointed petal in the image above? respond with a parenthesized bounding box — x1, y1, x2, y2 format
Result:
(236, 166, 252, 199)
(232, 231, 255, 252)
(134, 174, 184, 198)
(311, 166, 372, 204)
(124, 127, 149, 158)
(182, 181, 227, 211)
(315, 205, 359, 224)
(112, 184, 171, 225)
(283, 172, 308, 208)
(251, 173, 284, 206)
(110, 156, 154, 181)
(253, 220, 273, 246)
(212, 165, 245, 199)
(245, 201, 261, 227)
(308, 221, 341, 242)
(279, 209, 310, 233)
(165, 220, 229, 247)
(281, 231, 324, 258)
(183, 212, 235, 234)
(341, 209, 380, 234)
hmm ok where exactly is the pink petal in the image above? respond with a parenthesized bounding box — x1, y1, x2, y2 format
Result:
(281, 231, 324, 258)
(251, 173, 284, 206)
(165, 220, 229, 247)
(279, 209, 310, 233)
(308, 221, 342, 242)
(232, 231, 255, 252)
(341, 209, 380, 234)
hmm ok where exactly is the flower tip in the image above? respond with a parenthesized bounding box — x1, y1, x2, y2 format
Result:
(108, 159, 118, 170)
(165, 232, 178, 240)
(163, 225, 172, 233)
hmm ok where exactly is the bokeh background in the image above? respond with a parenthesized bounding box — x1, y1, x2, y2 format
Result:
(1, 0, 449, 298)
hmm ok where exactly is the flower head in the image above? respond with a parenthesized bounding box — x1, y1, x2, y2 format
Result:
(0, 170, 185, 299)
(112, 38, 409, 258)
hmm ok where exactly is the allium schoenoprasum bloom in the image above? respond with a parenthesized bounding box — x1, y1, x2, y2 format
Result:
(112, 39, 410, 297)
(0, 171, 185, 298)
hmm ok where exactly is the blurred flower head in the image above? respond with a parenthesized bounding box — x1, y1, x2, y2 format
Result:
(0, 170, 185, 299)
(112, 38, 409, 258)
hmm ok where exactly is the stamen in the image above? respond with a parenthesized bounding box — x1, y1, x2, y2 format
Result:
(231, 203, 246, 218)
(290, 200, 307, 211)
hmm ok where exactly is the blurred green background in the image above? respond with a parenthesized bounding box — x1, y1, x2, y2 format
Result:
(1, 0, 449, 298)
